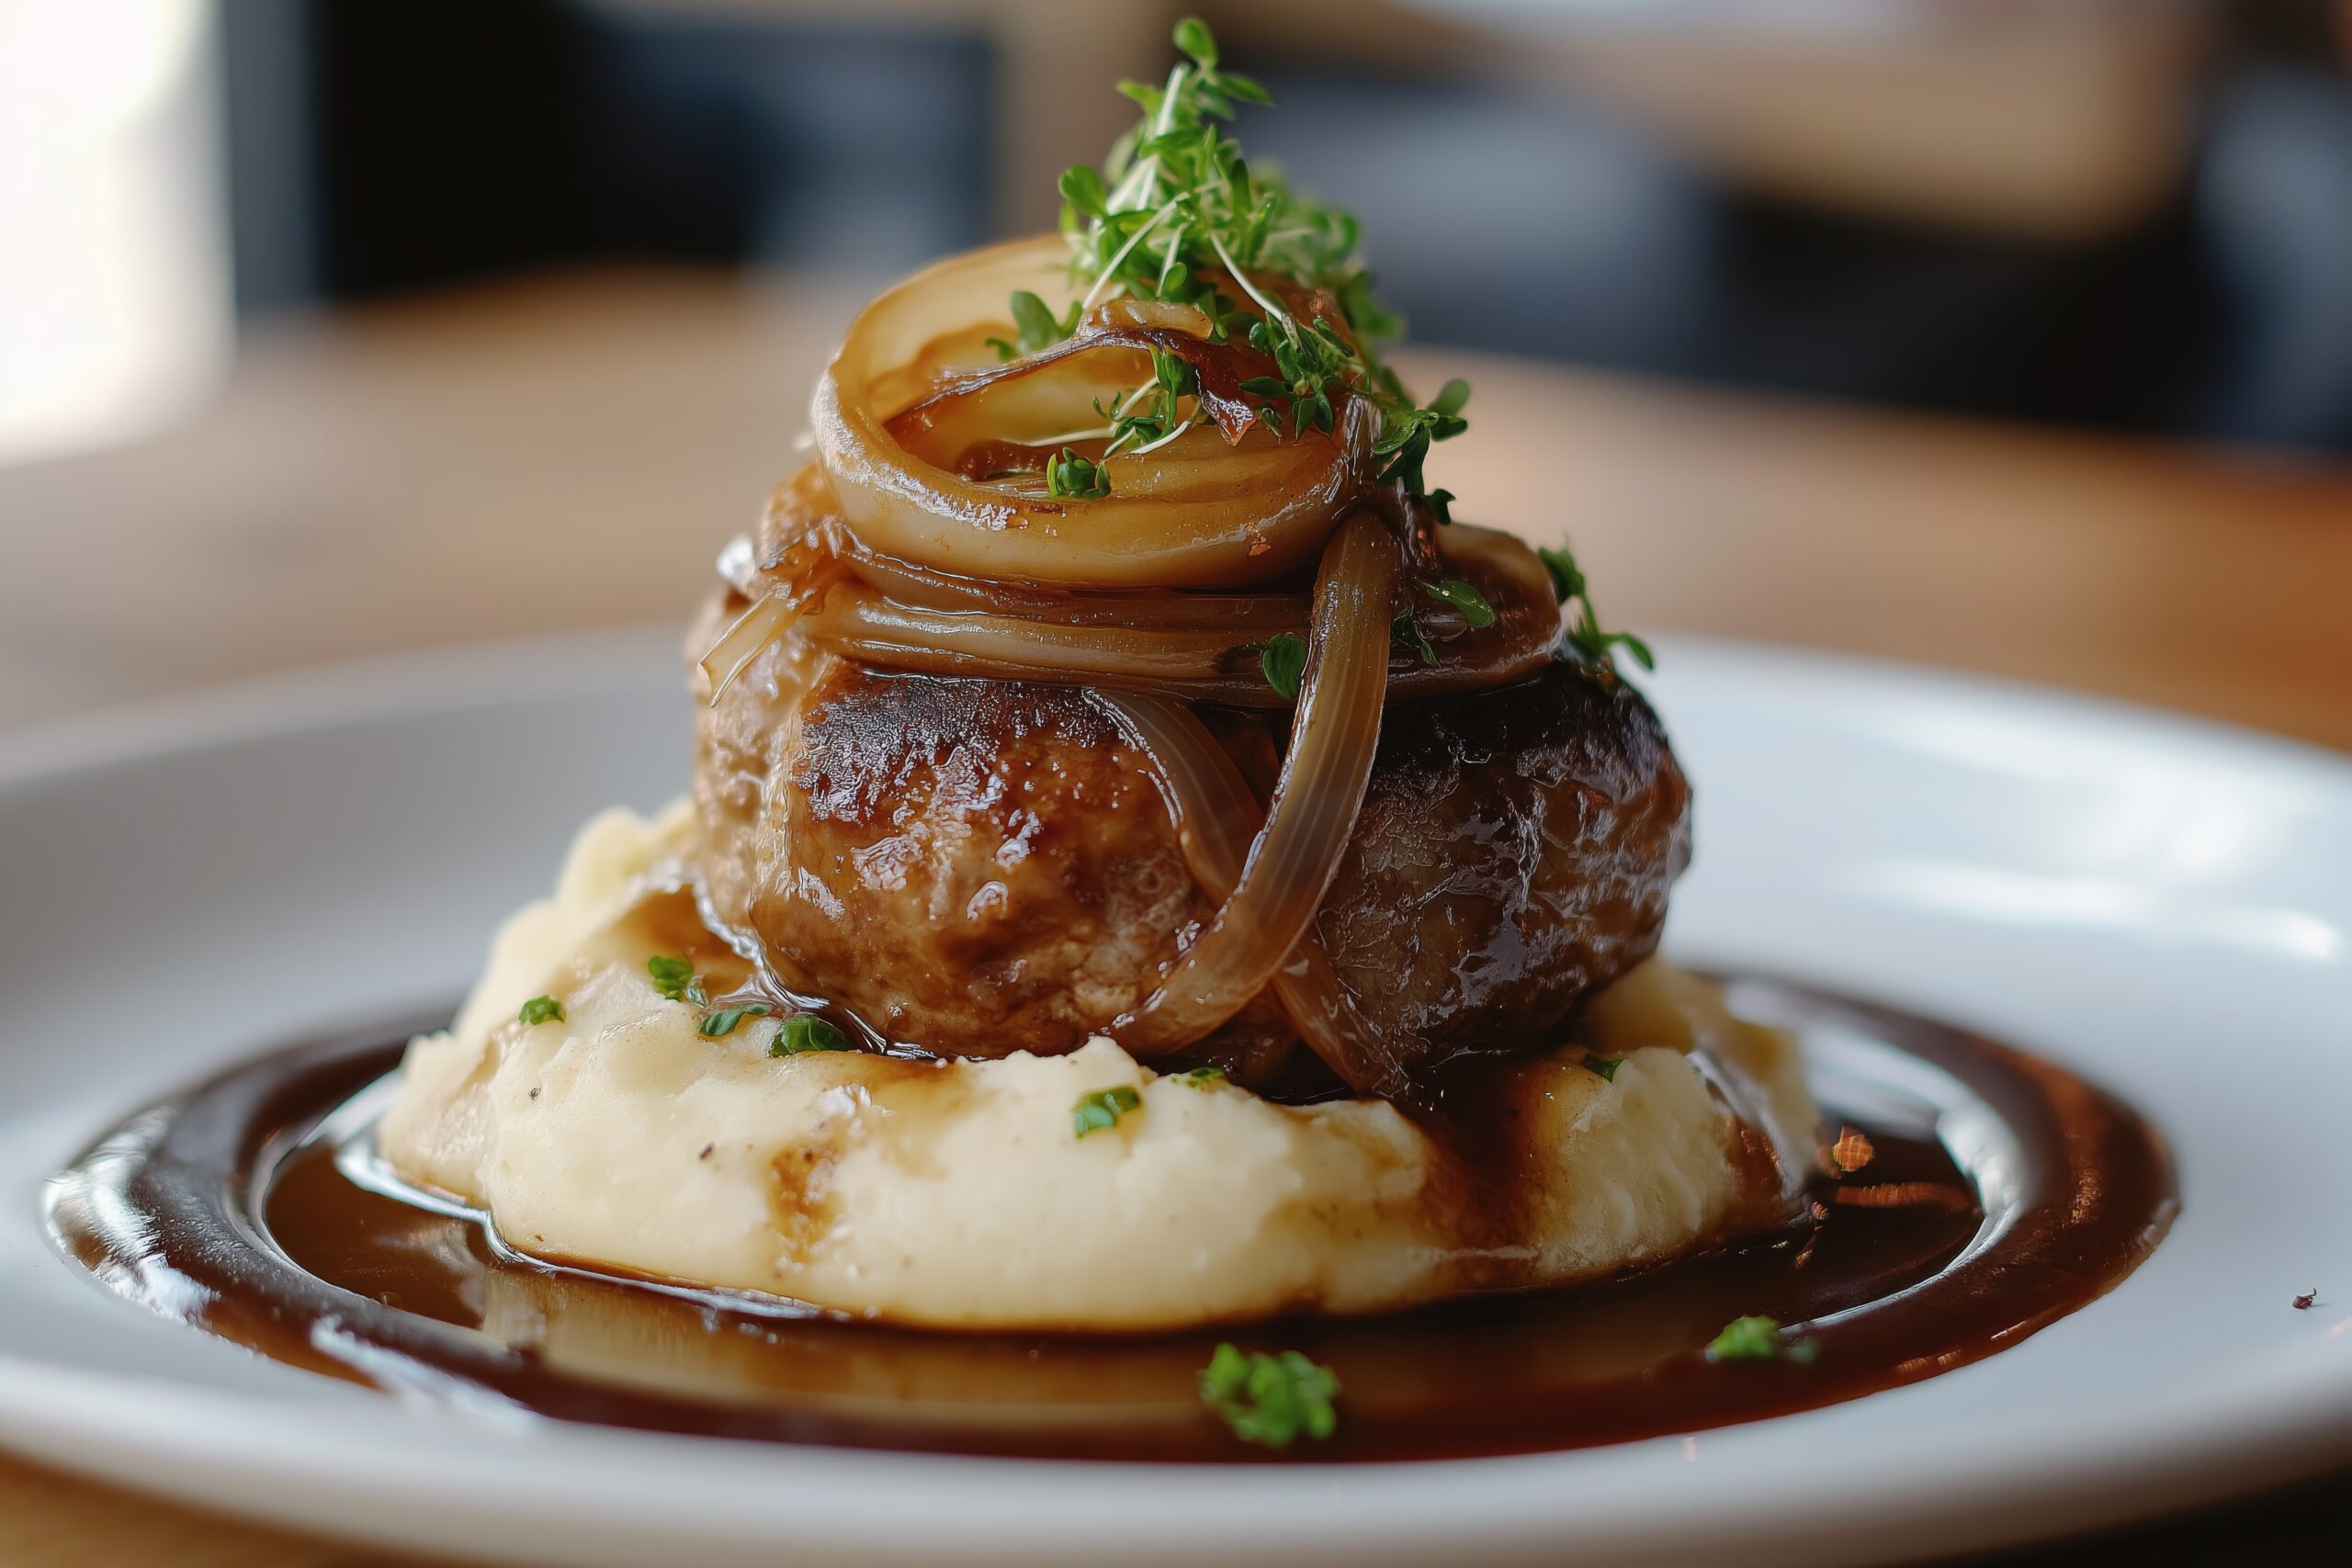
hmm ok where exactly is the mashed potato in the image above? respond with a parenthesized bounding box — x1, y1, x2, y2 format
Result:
(380, 806, 1818, 1331)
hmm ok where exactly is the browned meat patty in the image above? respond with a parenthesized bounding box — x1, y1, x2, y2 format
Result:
(690, 595, 1690, 1088)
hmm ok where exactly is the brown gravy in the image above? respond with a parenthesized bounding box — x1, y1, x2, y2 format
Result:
(44, 978, 2175, 1462)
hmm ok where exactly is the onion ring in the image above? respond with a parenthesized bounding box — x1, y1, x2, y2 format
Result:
(1106, 513, 1396, 1053)
(1098, 690, 1412, 1098)
(813, 237, 1377, 590)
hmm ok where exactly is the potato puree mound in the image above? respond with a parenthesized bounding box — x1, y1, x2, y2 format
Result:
(381, 805, 1819, 1331)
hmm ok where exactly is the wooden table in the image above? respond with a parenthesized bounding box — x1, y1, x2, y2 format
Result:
(1, 267, 2345, 1564)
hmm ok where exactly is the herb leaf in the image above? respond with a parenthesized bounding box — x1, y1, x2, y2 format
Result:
(1536, 544, 1585, 604)
(770, 1015, 853, 1056)
(1045, 446, 1112, 500)
(1704, 1315, 1816, 1363)
(1537, 540, 1653, 677)
(1199, 1343, 1340, 1449)
(1391, 610, 1438, 667)
(517, 995, 564, 1026)
(1057, 165, 1111, 220)
(1040, 18, 1465, 508)
(698, 1003, 772, 1040)
(647, 955, 707, 1006)
(988, 289, 1082, 362)
(1073, 1084, 1143, 1137)
(1261, 632, 1307, 700)
(1585, 1055, 1623, 1083)
(1177, 1066, 1227, 1088)
(1173, 15, 1217, 69)
(1424, 577, 1496, 628)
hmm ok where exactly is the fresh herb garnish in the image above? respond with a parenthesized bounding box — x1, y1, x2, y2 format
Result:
(698, 1003, 772, 1040)
(1538, 541, 1654, 677)
(1585, 1055, 1623, 1083)
(1045, 446, 1112, 500)
(1424, 576, 1496, 628)
(1705, 1315, 1817, 1364)
(986, 288, 1081, 361)
(1101, 348, 1203, 452)
(1374, 378, 1470, 500)
(1392, 611, 1438, 666)
(647, 954, 707, 1007)
(1073, 1084, 1143, 1137)
(1009, 18, 1464, 500)
(1199, 1343, 1340, 1450)
(770, 1015, 853, 1056)
(517, 995, 564, 1026)
(1261, 631, 1307, 700)
(1177, 1066, 1228, 1088)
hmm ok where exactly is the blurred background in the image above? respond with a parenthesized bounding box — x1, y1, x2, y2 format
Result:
(15, 0, 2352, 465)
(4, 0, 2351, 742)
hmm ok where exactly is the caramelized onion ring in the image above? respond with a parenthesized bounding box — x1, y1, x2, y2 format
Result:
(1107, 513, 1396, 1054)
(705, 510, 1561, 710)
(813, 237, 1376, 590)
(1100, 691, 1412, 1098)
(832, 532, 1305, 631)
(722, 513, 1555, 708)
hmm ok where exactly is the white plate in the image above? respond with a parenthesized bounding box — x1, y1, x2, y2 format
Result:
(2, 628, 2346, 1568)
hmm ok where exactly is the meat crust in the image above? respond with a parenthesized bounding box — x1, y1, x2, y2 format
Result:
(690, 595, 1690, 1081)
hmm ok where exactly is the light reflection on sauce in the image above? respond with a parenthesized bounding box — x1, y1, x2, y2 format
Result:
(44, 979, 2174, 1463)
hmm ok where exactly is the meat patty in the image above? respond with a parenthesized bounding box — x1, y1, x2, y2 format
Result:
(690, 593, 1690, 1088)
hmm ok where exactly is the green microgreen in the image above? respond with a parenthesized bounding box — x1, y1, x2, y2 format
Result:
(1045, 446, 1112, 500)
(647, 955, 707, 1007)
(517, 995, 564, 1026)
(1704, 1315, 1818, 1364)
(1538, 541, 1655, 677)
(1199, 1343, 1340, 1450)
(994, 18, 1465, 500)
(1585, 1055, 1623, 1083)
(770, 1015, 853, 1056)
(1372, 378, 1470, 498)
(1073, 1084, 1143, 1137)
(985, 288, 1081, 361)
(698, 1003, 772, 1040)
(1424, 576, 1496, 628)
(1392, 610, 1438, 667)
(1260, 631, 1307, 700)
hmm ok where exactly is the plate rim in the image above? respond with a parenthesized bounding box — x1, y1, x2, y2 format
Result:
(2, 627, 2347, 1567)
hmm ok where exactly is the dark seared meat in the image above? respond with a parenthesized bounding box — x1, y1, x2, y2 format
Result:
(1313, 657, 1690, 1080)
(690, 594, 1690, 1081)
(695, 624, 1213, 1055)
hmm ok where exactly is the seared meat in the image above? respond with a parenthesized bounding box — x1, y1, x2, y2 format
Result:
(690, 592, 1690, 1084)
(702, 637, 1210, 1053)
(1314, 658, 1690, 1078)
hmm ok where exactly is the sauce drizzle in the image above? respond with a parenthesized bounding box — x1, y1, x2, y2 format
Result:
(44, 977, 2175, 1463)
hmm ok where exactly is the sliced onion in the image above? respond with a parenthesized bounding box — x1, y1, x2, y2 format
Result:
(696, 596, 793, 702)
(813, 237, 1376, 590)
(797, 586, 1276, 702)
(833, 530, 1306, 632)
(703, 515, 1565, 710)
(1099, 690, 1411, 1097)
(1106, 513, 1397, 1054)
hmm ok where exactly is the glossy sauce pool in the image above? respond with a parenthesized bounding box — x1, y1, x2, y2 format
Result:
(45, 977, 2174, 1462)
